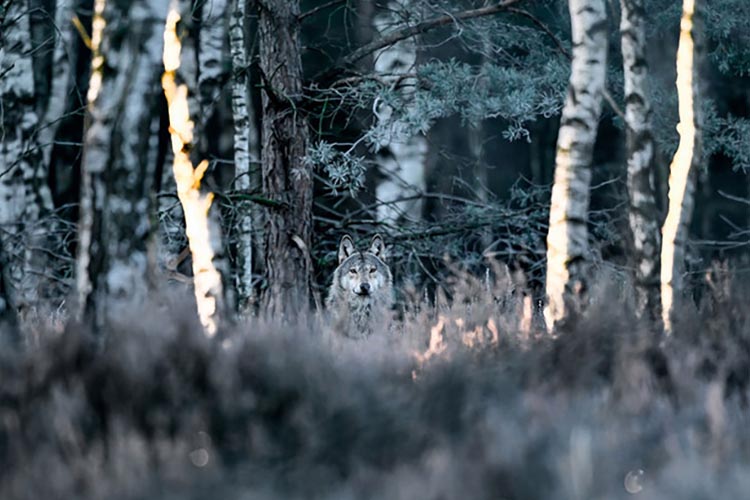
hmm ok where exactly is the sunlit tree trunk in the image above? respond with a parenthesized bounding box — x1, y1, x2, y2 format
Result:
(258, 0, 312, 317)
(162, 1, 228, 336)
(661, 0, 703, 336)
(75, 0, 168, 323)
(373, 0, 427, 226)
(0, 0, 55, 318)
(620, 0, 662, 324)
(229, 0, 260, 314)
(544, 0, 608, 333)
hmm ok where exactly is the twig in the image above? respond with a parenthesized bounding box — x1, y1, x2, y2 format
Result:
(718, 189, 750, 206)
(298, 0, 347, 21)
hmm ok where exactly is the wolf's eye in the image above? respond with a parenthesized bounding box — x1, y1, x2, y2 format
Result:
(349, 268, 357, 274)
(369, 267, 377, 274)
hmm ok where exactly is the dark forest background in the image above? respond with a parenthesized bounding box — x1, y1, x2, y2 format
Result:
(3, 0, 749, 317)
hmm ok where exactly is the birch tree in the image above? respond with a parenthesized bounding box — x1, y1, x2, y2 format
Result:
(372, 0, 427, 225)
(544, 0, 608, 333)
(661, 0, 704, 336)
(38, 0, 77, 172)
(75, 0, 168, 323)
(620, 0, 662, 323)
(0, 0, 55, 317)
(229, 0, 260, 313)
(198, 0, 228, 137)
(162, 1, 227, 336)
(199, 0, 235, 311)
(258, 0, 312, 316)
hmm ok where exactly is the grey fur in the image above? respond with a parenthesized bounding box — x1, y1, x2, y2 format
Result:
(326, 234, 393, 338)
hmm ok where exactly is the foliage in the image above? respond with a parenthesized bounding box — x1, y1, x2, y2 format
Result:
(714, 115, 750, 171)
(351, 53, 569, 147)
(304, 141, 369, 195)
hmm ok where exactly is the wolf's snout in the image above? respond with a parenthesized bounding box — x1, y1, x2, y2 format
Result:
(358, 283, 371, 295)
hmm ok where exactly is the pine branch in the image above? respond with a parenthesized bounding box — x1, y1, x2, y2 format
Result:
(342, 0, 524, 67)
(508, 6, 625, 121)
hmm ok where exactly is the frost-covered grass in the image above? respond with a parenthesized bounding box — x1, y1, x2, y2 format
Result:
(2, 270, 750, 499)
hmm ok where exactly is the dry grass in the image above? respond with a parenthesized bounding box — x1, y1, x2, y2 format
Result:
(2, 266, 750, 499)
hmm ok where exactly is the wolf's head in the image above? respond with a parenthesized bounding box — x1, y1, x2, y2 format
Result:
(333, 234, 393, 303)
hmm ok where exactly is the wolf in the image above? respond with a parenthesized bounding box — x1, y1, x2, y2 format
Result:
(326, 234, 393, 338)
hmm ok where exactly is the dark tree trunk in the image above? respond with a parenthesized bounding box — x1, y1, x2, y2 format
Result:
(258, 0, 312, 317)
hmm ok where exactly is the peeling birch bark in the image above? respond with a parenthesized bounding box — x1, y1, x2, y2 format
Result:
(544, 0, 608, 333)
(620, 0, 662, 324)
(163, 3, 226, 336)
(75, 0, 169, 323)
(372, 0, 427, 226)
(661, 0, 703, 336)
(229, 0, 259, 313)
(258, 0, 313, 317)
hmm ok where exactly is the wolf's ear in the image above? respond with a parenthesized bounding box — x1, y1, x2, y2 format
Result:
(368, 234, 386, 260)
(338, 234, 356, 263)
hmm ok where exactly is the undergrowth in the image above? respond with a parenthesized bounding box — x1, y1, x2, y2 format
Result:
(1, 266, 750, 500)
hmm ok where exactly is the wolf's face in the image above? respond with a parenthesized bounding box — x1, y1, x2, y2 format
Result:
(333, 235, 392, 303)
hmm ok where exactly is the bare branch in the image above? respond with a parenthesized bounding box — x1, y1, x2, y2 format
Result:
(334, 0, 524, 71)
(299, 0, 347, 21)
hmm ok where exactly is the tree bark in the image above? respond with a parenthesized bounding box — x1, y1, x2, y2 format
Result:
(198, 0, 235, 312)
(258, 0, 312, 317)
(543, 0, 608, 333)
(162, 3, 227, 336)
(660, 0, 703, 336)
(372, 0, 427, 226)
(620, 0, 662, 324)
(0, 0, 55, 318)
(198, 0, 228, 135)
(38, 0, 77, 172)
(75, 0, 168, 323)
(229, 0, 260, 314)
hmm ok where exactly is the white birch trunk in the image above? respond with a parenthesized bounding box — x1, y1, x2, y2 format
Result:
(373, 0, 427, 226)
(620, 0, 662, 323)
(198, 0, 228, 132)
(0, 0, 50, 316)
(660, 0, 703, 336)
(163, 2, 226, 336)
(75, 0, 169, 322)
(544, 0, 608, 333)
(229, 0, 259, 313)
(38, 0, 76, 171)
(199, 0, 234, 312)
